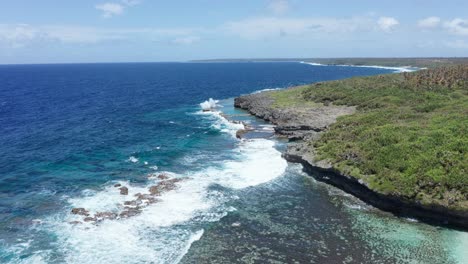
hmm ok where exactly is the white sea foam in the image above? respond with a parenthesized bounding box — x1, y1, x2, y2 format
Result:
(300, 61, 325, 66)
(18, 253, 48, 264)
(174, 230, 204, 264)
(299, 61, 418, 73)
(39, 173, 224, 263)
(404, 217, 419, 223)
(22, 110, 287, 263)
(337, 64, 417, 73)
(197, 110, 244, 138)
(252, 87, 282, 94)
(127, 156, 139, 163)
(345, 203, 367, 211)
(199, 98, 219, 111)
(214, 139, 287, 189)
(259, 124, 275, 131)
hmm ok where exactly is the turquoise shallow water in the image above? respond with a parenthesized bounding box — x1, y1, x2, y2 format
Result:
(0, 62, 466, 263)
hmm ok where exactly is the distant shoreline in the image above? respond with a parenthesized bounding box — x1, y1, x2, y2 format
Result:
(2, 57, 467, 67)
(191, 57, 468, 69)
(298, 61, 420, 73)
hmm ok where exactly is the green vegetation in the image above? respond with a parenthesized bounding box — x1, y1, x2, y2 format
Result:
(268, 85, 320, 108)
(274, 66, 468, 209)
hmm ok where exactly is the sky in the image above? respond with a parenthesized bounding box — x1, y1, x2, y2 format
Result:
(0, 0, 467, 64)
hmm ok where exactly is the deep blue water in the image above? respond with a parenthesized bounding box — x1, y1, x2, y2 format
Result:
(0, 62, 466, 263)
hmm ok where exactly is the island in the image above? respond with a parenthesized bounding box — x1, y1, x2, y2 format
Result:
(234, 65, 468, 229)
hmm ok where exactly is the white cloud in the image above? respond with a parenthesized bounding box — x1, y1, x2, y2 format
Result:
(95, 3, 124, 18)
(268, 0, 290, 15)
(445, 40, 468, 49)
(95, 1, 141, 18)
(121, 0, 141, 6)
(377, 16, 399, 32)
(444, 18, 468, 36)
(171, 36, 201, 45)
(417, 17, 441, 28)
(224, 16, 373, 39)
(0, 24, 202, 47)
(0, 24, 41, 48)
(224, 15, 399, 39)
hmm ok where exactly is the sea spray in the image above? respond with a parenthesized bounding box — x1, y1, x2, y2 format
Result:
(200, 98, 219, 111)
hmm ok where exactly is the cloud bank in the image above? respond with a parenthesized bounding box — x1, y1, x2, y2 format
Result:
(377, 17, 399, 32)
(95, 3, 124, 18)
(418, 17, 441, 28)
(444, 18, 468, 36)
(268, 0, 290, 15)
(95, 0, 142, 18)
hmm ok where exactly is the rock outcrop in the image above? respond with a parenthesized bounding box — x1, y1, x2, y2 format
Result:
(68, 174, 183, 225)
(119, 186, 129, 195)
(234, 91, 354, 142)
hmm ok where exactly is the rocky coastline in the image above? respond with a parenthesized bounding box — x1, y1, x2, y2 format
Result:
(234, 90, 468, 230)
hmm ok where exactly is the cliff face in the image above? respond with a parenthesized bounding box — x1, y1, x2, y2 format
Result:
(234, 82, 468, 230)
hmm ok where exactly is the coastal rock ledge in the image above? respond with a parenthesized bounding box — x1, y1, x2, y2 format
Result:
(234, 90, 468, 230)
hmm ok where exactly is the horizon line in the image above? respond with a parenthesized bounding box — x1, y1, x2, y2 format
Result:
(1, 56, 468, 66)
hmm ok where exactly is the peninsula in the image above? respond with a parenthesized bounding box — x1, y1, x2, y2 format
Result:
(235, 65, 468, 229)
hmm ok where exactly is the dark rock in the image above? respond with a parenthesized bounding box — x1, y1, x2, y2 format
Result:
(135, 193, 160, 204)
(234, 91, 355, 130)
(119, 207, 141, 218)
(71, 208, 90, 216)
(119, 186, 129, 195)
(95, 212, 117, 220)
(124, 200, 142, 206)
(69, 221, 82, 225)
(83, 217, 96, 222)
(157, 174, 170, 180)
(235, 129, 247, 139)
(149, 178, 182, 196)
(144, 197, 159, 204)
(114, 183, 122, 187)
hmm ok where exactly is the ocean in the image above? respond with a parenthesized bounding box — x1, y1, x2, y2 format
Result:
(0, 62, 466, 263)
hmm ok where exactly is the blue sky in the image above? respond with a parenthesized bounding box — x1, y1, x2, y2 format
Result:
(1, 0, 468, 63)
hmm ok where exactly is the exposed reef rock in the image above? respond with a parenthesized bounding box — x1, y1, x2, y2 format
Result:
(69, 174, 183, 225)
(71, 208, 90, 216)
(119, 186, 129, 195)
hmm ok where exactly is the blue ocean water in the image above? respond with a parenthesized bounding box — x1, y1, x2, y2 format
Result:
(0, 62, 466, 263)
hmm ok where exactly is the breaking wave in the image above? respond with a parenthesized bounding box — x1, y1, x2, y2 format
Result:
(199, 98, 219, 111)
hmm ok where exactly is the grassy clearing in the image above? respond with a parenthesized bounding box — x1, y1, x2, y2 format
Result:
(268, 85, 321, 108)
(275, 66, 468, 209)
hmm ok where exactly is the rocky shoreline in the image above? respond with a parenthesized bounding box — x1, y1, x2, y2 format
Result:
(234, 90, 468, 230)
